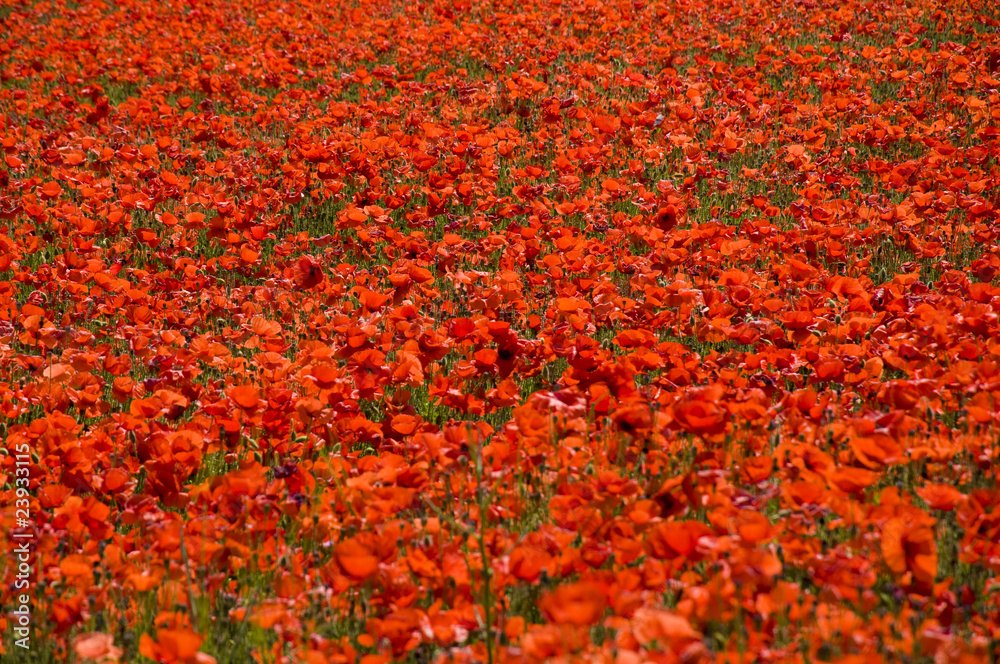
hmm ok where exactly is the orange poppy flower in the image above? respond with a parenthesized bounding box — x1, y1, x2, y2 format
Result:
(538, 581, 607, 626)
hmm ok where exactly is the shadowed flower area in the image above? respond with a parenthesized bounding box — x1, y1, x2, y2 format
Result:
(1, 0, 1000, 662)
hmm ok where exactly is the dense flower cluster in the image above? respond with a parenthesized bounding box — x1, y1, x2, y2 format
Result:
(2, 0, 1000, 662)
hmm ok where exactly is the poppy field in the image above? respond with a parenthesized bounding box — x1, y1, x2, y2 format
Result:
(3, 0, 1000, 661)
